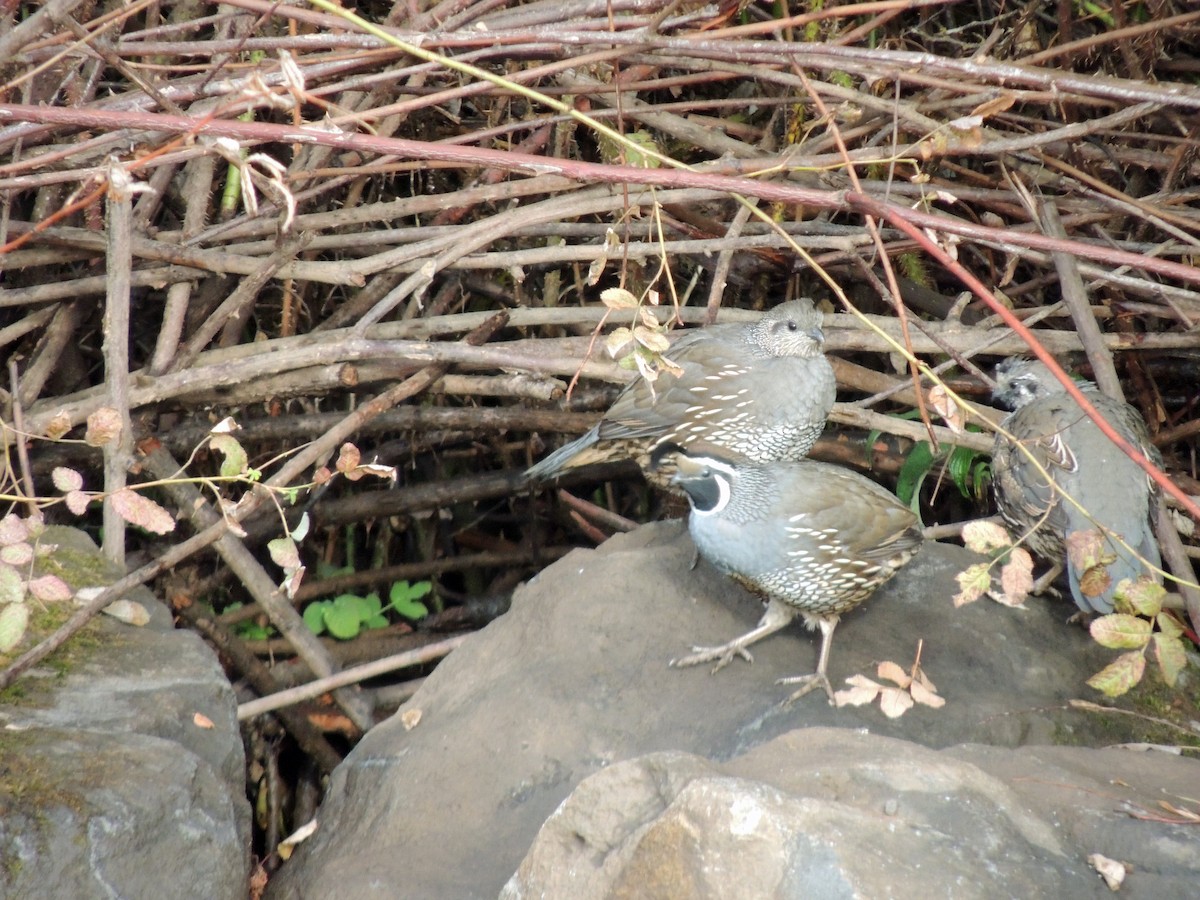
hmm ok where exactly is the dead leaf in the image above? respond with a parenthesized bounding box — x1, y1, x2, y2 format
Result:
(880, 687, 915, 718)
(876, 659, 911, 688)
(401, 708, 423, 731)
(928, 384, 964, 433)
(1087, 853, 1128, 891)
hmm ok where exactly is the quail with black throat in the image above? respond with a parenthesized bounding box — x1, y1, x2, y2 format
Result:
(659, 446, 923, 704)
(526, 299, 836, 489)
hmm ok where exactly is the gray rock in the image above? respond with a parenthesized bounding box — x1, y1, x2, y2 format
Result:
(0, 526, 249, 899)
(267, 522, 1197, 899)
(503, 730, 1199, 899)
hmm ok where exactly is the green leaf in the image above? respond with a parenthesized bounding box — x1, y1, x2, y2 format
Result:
(1088, 613, 1152, 650)
(388, 580, 431, 620)
(333, 594, 372, 622)
(0, 601, 29, 653)
(1155, 611, 1183, 638)
(235, 622, 274, 641)
(1086, 651, 1145, 697)
(1152, 633, 1187, 687)
(1117, 578, 1165, 617)
(210, 434, 248, 479)
(0, 564, 24, 605)
(363, 615, 390, 631)
(947, 445, 988, 500)
(303, 601, 329, 635)
(361, 593, 382, 616)
(391, 580, 432, 604)
(599, 287, 639, 310)
(268, 537, 301, 571)
(323, 603, 362, 639)
(895, 441, 935, 506)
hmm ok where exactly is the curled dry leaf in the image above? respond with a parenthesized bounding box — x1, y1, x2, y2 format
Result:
(928, 384, 964, 433)
(355, 462, 397, 480)
(1087, 853, 1128, 891)
(85, 407, 123, 446)
(961, 519, 1012, 554)
(276, 819, 318, 861)
(336, 443, 362, 477)
(44, 411, 73, 440)
(103, 599, 150, 626)
(401, 708, 423, 731)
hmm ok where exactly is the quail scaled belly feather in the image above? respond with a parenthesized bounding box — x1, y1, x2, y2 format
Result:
(991, 359, 1162, 615)
(525, 298, 836, 489)
(661, 448, 924, 705)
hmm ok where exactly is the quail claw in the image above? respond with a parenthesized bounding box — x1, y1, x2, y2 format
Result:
(670, 643, 754, 672)
(777, 672, 835, 706)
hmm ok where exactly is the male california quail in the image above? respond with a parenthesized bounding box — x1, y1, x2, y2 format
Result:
(991, 358, 1161, 614)
(526, 299, 835, 487)
(658, 446, 923, 704)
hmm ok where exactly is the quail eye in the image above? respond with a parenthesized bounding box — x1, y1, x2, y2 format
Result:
(787, 321, 798, 332)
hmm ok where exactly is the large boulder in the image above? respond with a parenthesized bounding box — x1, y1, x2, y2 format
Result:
(267, 522, 1196, 898)
(0, 527, 249, 899)
(503, 730, 1198, 899)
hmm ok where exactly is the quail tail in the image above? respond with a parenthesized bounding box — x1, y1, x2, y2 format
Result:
(524, 424, 602, 483)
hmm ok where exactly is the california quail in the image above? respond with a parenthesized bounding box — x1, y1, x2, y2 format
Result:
(526, 299, 835, 488)
(991, 358, 1161, 614)
(658, 446, 923, 704)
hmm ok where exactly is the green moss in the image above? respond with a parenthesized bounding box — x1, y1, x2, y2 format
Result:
(1071, 670, 1200, 750)
(0, 731, 98, 877)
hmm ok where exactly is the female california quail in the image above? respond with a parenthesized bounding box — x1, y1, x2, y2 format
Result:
(526, 299, 835, 487)
(659, 446, 923, 704)
(991, 358, 1161, 614)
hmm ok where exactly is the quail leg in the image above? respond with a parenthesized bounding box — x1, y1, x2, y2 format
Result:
(776, 615, 839, 705)
(671, 599, 797, 673)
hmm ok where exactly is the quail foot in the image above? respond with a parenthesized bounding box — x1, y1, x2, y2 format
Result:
(991, 359, 1161, 615)
(660, 447, 923, 704)
(526, 299, 835, 489)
